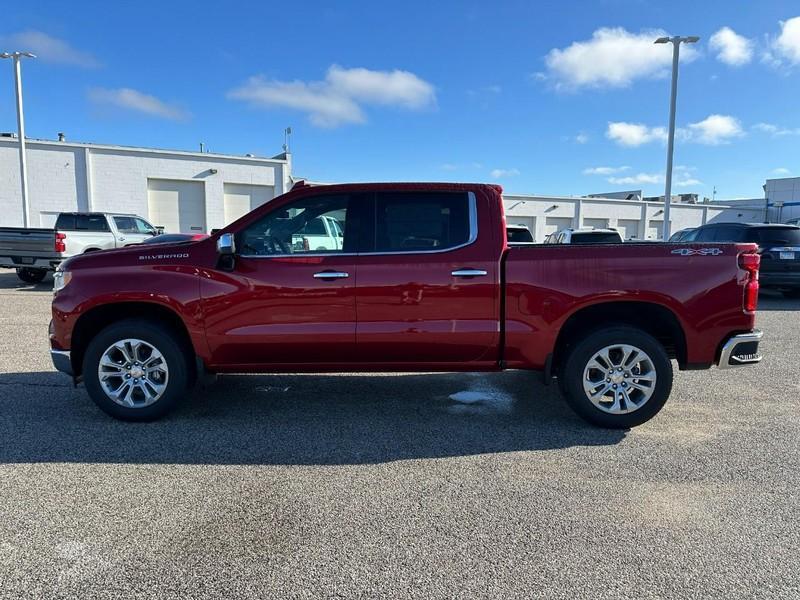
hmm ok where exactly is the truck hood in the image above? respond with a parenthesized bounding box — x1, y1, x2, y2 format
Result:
(61, 241, 207, 271)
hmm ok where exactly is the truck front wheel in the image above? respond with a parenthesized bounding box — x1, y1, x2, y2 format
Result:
(558, 326, 673, 428)
(16, 267, 47, 284)
(82, 319, 189, 421)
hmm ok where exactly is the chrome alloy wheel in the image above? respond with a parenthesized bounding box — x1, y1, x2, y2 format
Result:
(582, 344, 657, 415)
(97, 339, 169, 408)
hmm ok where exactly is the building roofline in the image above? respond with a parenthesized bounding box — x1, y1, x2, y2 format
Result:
(0, 136, 289, 165)
(502, 193, 739, 209)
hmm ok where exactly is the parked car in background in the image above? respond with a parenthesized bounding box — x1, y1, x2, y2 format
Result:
(544, 227, 624, 245)
(686, 222, 800, 298)
(50, 182, 762, 428)
(291, 214, 344, 251)
(142, 233, 208, 245)
(669, 227, 697, 242)
(0, 212, 159, 283)
(506, 224, 535, 245)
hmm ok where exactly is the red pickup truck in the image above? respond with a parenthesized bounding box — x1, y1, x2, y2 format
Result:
(50, 182, 763, 428)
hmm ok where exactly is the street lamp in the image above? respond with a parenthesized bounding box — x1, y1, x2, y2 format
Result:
(0, 51, 36, 227)
(654, 35, 699, 240)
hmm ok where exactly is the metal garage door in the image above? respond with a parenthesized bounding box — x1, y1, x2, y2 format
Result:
(617, 219, 640, 240)
(223, 183, 274, 225)
(583, 218, 607, 229)
(545, 217, 573, 236)
(147, 179, 206, 233)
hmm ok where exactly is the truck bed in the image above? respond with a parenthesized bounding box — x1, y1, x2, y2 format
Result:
(502, 241, 757, 370)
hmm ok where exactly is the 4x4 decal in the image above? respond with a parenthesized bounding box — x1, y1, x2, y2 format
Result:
(671, 248, 724, 256)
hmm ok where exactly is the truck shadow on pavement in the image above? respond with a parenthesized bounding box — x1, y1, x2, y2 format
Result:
(0, 370, 625, 465)
(0, 270, 52, 291)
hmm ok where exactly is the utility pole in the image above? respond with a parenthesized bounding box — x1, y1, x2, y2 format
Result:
(1, 51, 36, 227)
(654, 35, 699, 240)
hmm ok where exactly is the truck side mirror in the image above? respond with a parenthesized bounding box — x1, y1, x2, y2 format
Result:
(217, 233, 236, 255)
(216, 233, 236, 271)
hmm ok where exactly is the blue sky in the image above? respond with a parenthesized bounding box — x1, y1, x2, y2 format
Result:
(1, 0, 799, 199)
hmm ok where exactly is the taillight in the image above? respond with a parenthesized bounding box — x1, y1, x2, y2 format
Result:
(55, 232, 66, 253)
(739, 252, 760, 313)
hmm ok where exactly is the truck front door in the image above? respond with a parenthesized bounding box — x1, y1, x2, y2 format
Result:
(201, 193, 362, 367)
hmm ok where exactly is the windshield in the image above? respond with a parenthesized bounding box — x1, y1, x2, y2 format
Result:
(507, 228, 534, 243)
(745, 227, 800, 246)
(571, 232, 621, 244)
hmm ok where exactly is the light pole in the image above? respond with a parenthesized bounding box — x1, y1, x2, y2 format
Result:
(654, 35, 698, 240)
(0, 51, 36, 227)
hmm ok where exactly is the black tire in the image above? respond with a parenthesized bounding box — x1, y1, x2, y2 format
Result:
(782, 289, 800, 299)
(558, 326, 673, 429)
(82, 319, 190, 421)
(16, 267, 47, 284)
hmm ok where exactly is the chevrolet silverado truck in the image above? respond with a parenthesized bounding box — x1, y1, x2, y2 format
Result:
(49, 182, 763, 428)
(0, 212, 158, 283)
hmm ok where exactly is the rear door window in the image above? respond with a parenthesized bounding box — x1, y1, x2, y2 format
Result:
(77, 214, 110, 231)
(372, 192, 472, 252)
(712, 226, 746, 242)
(747, 227, 800, 246)
(694, 227, 717, 242)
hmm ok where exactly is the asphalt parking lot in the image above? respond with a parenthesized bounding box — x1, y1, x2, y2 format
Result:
(0, 268, 798, 599)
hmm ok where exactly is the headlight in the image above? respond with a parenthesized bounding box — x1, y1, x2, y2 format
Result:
(53, 270, 72, 293)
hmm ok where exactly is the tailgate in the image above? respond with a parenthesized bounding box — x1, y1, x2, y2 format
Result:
(0, 228, 57, 255)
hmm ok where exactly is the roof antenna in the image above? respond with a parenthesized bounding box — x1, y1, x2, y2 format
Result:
(283, 126, 292, 153)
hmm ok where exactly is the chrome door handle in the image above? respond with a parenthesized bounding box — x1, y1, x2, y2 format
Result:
(313, 271, 349, 279)
(451, 269, 488, 277)
(118, 237, 126, 241)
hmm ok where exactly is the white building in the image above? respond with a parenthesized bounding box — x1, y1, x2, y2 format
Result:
(1, 134, 786, 238)
(0, 135, 292, 232)
(503, 193, 763, 242)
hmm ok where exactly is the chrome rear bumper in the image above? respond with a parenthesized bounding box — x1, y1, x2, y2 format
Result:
(718, 330, 763, 369)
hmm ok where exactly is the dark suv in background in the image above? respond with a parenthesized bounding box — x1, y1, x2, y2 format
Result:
(680, 223, 800, 298)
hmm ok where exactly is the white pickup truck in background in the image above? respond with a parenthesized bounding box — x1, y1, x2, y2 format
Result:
(0, 212, 159, 283)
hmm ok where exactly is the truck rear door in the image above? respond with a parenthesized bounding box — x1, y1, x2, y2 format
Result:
(354, 189, 500, 364)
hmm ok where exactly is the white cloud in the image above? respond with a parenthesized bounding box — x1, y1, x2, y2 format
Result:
(772, 167, 792, 175)
(604, 166, 701, 188)
(607, 115, 742, 146)
(674, 177, 702, 187)
(764, 16, 800, 67)
(583, 166, 630, 175)
(88, 88, 188, 120)
(228, 65, 435, 127)
(687, 114, 744, 144)
(754, 122, 800, 136)
(575, 133, 589, 144)
(542, 27, 698, 90)
(490, 168, 520, 178)
(0, 30, 99, 67)
(606, 122, 667, 146)
(608, 173, 663, 185)
(709, 27, 754, 66)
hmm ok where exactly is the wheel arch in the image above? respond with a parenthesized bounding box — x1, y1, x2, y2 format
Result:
(552, 300, 688, 372)
(71, 301, 197, 379)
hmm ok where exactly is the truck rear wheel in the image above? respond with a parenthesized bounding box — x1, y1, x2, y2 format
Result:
(558, 326, 673, 428)
(16, 267, 47, 284)
(82, 319, 189, 421)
